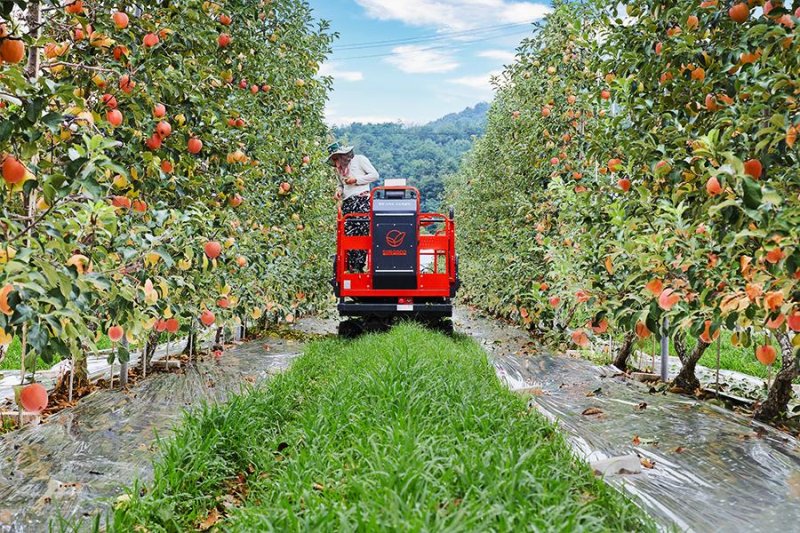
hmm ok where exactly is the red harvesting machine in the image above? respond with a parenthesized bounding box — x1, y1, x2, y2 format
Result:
(332, 179, 459, 337)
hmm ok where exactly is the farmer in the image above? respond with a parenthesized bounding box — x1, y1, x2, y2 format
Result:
(327, 142, 380, 273)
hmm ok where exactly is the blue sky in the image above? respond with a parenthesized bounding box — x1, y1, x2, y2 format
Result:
(308, 0, 552, 125)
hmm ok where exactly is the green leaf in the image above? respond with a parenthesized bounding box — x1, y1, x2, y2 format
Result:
(741, 177, 762, 209)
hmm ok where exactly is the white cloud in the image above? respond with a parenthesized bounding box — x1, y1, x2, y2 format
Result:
(478, 49, 516, 63)
(354, 0, 551, 32)
(448, 70, 502, 97)
(318, 62, 364, 82)
(385, 45, 460, 74)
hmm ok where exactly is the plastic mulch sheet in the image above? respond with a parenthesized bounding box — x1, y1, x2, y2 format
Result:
(456, 309, 800, 533)
(0, 339, 302, 531)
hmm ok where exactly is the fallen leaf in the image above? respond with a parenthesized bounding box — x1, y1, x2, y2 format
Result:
(632, 435, 641, 446)
(637, 402, 647, 410)
(312, 482, 325, 491)
(198, 508, 220, 531)
(582, 407, 604, 416)
(640, 458, 656, 469)
(673, 446, 686, 454)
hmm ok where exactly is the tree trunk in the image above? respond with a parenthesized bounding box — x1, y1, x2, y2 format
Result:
(613, 331, 636, 371)
(25, 1, 41, 81)
(53, 348, 90, 397)
(755, 333, 797, 421)
(182, 330, 197, 356)
(671, 334, 711, 393)
(144, 330, 159, 368)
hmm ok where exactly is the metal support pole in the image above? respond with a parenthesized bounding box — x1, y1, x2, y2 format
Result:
(660, 318, 669, 382)
(119, 336, 129, 388)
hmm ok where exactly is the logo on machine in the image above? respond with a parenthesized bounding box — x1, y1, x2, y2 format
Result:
(386, 230, 407, 248)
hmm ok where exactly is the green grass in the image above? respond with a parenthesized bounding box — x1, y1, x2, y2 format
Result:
(109, 325, 654, 532)
(0, 336, 112, 372)
(631, 330, 784, 380)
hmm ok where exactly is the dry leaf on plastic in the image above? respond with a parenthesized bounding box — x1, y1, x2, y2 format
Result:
(581, 407, 604, 416)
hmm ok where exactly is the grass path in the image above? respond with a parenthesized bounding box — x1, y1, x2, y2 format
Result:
(111, 325, 654, 532)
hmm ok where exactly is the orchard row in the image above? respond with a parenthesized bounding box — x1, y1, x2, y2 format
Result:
(0, 0, 335, 391)
(450, 0, 799, 420)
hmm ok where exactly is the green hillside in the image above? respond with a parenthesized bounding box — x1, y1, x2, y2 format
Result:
(333, 103, 488, 211)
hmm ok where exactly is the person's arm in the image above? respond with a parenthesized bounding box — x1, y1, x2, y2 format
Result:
(334, 174, 344, 199)
(354, 155, 379, 185)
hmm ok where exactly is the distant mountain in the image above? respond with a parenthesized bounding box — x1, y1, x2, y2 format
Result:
(427, 102, 490, 132)
(332, 103, 489, 211)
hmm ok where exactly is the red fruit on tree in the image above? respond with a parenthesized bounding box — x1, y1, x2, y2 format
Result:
(218, 33, 231, 47)
(235, 118, 245, 128)
(204, 241, 222, 259)
(686, 15, 699, 30)
(156, 121, 172, 138)
(549, 296, 560, 308)
(132, 199, 147, 213)
(744, 159, 762, 179)
(279, 182, 292, 194)
(607, 158, 623, 172)
(229, 194, 243, 207)
(788, 311, 800, 332)
(766, 314, 785, 330)
(729, 3, 749, 24)
(756, 344, 777, 365)
(571, 330, 590, 348)
(146, 134, 162, 150)
(219, 14, 232, 25)
(102, 93, 118, 109)
(19, 383, 48, 413)
(3, 156, 26, 185)
(113, 45, 128, 61)
(705, 176, 722, 195)
(143, 33, 159, 47)
(250, 84, 259, 94)
(108, 325, 124, 342)
(65, 0, 83, 14)
(655, 42, 663, 55)
(600, 89, 611, 100)
(112, 11, 129, 29)
(187, 137, 203, 154)
(618, 178, 631, 192)
(153, 103, 166, 118)
(217, 297, 230, 309)
(119, 74, 135, 94)
(658, 288, 680, 311)
(107, 109, 123, 127)
(165, 318, 179, 334)
(0, 38, 24, 63)
(161, 160, 173, 173)
(200, 310, 216, 327)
